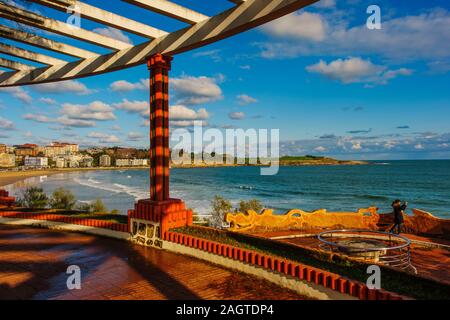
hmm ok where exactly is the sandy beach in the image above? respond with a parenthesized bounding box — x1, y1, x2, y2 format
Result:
(0, 167, 149, 188)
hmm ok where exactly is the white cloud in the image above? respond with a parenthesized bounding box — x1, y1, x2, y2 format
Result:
(351, 141, 362, 150)
(170, 105, 209, 120)
(33, 80, 93, 95)
(228, 112, 245, 120)
(259, 9, 450, 62)
(0, 116, 15, 130)
(314, 146, 326, 152)
(61, 101, 116, 121)
(93, 27, 132, 44)
(237, 94, 258, 105)
(57, 116, 96, 128)
(171, 120, 208, 127)
(110, 79, 147, 92)
(192, 49, 222, 62)
(112, 99, 147, 114)
(261, 11, 327, 41)
(24, 113, 96, 128)
(0, 87, 32, 104)
(414, 143, 424, 150)
(171, 75, 223, 105)
(127, 132, 144, 141)
(306, 57, 412, 85)
(87, 132, 120, 143)
(39, 97, 56, 105)
(23, 113, 53, 123)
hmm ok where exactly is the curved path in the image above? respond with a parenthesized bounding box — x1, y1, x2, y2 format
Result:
(0, 225, 306, 300)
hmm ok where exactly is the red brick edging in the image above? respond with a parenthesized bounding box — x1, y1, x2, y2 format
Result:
(0, 211, 128, 232)
(164, 231, 406, 300)
(0, 189, 15, 207)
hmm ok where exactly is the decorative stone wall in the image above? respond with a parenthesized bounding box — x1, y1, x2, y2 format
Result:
(225, 207, 450, 238)
(225, 207, 379, 231)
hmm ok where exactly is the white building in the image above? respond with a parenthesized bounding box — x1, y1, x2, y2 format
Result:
(115, 159, 131, 167)
(131, 158, 148, 166)
(55, 157, 66, 168)
(99, 154, 111, 167)
(24, 156, 48, 167)
(115, 158, 148, 167)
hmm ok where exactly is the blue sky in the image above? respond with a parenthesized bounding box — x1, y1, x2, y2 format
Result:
(0, 0, 449, 160)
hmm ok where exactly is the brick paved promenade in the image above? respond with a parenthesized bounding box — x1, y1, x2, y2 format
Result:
(0, 225, 307, 300)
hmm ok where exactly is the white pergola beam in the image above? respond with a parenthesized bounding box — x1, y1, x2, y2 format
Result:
(0, 0, 319, 87)
(123, 0, 209, 25)
(28, 0, 168, 39)
(0, 3, 132, 50)
(0, 42, 66, 66)
(0, 25, 97, 59)
(0, 57, 36, 71)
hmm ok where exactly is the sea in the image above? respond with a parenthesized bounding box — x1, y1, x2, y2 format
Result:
(4, 160, 450, 219)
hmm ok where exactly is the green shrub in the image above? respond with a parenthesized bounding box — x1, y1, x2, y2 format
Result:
(238, 199, 263, 213)
(76, 202, 92, 213)
(91, 199, 107, 213)
(110, 209, 120, 215)
(20, 187, 48, 209)
(209, 195, 232, 228)
(49, 187, 76, 210)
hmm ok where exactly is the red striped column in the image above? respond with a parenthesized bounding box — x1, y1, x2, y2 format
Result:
(147, 54, 172, 201)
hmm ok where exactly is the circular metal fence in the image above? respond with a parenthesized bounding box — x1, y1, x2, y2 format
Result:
(318, 229, 417, 273)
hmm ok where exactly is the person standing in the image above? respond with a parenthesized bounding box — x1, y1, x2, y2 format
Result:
(389, 199, 407, 234)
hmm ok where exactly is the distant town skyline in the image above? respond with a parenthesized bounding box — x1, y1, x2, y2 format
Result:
(1, 0, 449, 160)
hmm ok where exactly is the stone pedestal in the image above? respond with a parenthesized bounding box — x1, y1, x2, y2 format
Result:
(127, 53, 192, 247)
(128, 199, 192, 247)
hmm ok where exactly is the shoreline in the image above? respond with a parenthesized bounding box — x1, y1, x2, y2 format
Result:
(0, 161, 370, 188)
(0, 166, 148, 188)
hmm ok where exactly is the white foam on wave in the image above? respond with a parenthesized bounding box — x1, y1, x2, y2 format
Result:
(74, 177, 123, 194)
(113, 183, 148, 200)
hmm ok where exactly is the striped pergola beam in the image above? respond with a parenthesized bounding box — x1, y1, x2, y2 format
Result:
(123, 0, 209, 25)
(0, 0, 318, 87)
(0, 57, 35, 71)
(27, 0, 169, 39)
(0, 42, 66, 65)
(0, 25, 99, 59)
(0, 2, 132, 50)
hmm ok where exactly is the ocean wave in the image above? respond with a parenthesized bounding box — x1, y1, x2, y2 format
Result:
(74, 177, 123, 194)
(113, 183, 148, 200)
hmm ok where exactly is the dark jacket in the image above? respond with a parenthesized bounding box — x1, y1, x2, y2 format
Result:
(393, 204, 406, 224)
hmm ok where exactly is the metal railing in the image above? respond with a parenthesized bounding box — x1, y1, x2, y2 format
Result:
(318, 229, 417, 274)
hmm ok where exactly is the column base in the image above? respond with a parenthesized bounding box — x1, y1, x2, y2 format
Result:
(128, 198, 192, 248)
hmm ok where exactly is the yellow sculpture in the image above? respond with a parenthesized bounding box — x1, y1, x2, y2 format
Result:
(225, 207, 380, 232)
